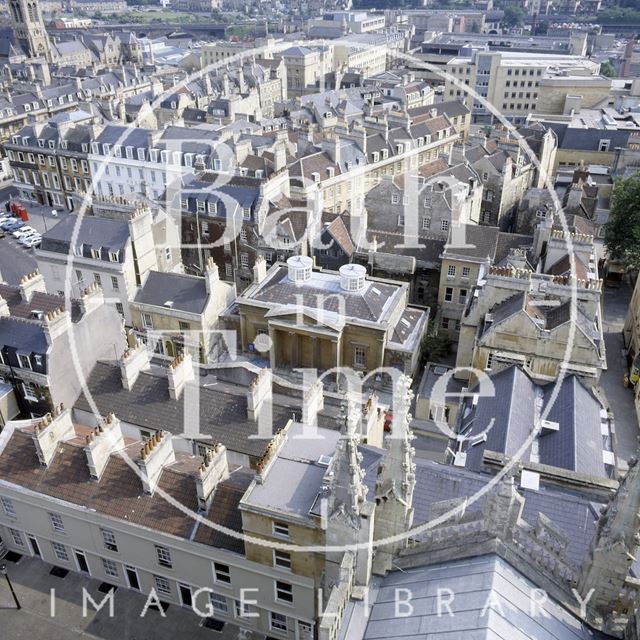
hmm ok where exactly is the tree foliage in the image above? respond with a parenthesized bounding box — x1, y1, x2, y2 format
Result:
(604, 173, 640, 269)
(600, 60, 617, 78)
(420, 321, 451, 365)
(502, 6, 524, 28)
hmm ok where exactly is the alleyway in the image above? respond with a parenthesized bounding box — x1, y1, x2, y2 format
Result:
(599, 283, 638, 468)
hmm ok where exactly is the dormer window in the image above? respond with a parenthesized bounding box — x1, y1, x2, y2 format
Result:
(197, 200, 205, 213)
(48, 140, 55, 149)
(243, 207, 251, 220)
(137, 148, 145, 161)
(126, 147, 133, 159)
(37, 139, 44, 148)
(312, 172, 320, 183)
(207, 201, 217, 214)
(91, 248, 101, 259)
(255, 169, 264, 179)
(103, 143, 111, 155)
(18, 354, 31, 369)
(109, 251, 119, 262)
(114, 145, 122, 158)
(74, 245, 83, 257)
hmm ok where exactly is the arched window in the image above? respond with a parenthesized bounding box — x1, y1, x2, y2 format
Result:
(27, 3, 35, 21)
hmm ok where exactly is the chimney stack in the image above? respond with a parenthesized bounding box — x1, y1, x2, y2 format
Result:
(253, 255, 267, 284)
(137, 430, 176, 494)
(167, 352, 194, 400)
(0, 295, 9, 317)
(326, 135, 341, 165)
(84, 413, 125, 480)
(32, 404, 73, 467)
(19, 270, 46, 303)
(274, 138, 287, 172)
(247, 367, 272, 421)
(120, 342, 150, 390)
(78, 281, 105, 316)
(42, 306, 70, 345)
(195, 443, 229, 510)
(204, 256, 219, 296)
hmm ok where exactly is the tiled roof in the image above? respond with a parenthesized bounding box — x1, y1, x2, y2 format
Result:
(0, 429, 249, 554)
(0, 284, 82, 322)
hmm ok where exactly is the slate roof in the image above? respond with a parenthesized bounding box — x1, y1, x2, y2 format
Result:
(244, 265, 404, 325)
(40, 215, 129, 262)
(409, 458, 604, 567)
(364, 554, 612, 640)
(539, 375, 608, 478)
(74, 362, 295, 460)
(459, 366, 610, 479)
(135, 271, 209, 315)
(0, 316, 49, 354)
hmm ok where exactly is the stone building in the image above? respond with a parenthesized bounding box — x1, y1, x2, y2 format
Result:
(231, 256, 428, 378)
(0, 272, 125, 415)
(455, 227, 606, 384)
(436, 224, 533, 339)
(36, 207, 181, 325)
(130, 259, 235, 364)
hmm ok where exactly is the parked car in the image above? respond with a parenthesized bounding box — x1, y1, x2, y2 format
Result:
(21, 235, 41, 248)
(12, 226, 37, 239)
(2, 220, 23, 231)
(18, 229, 42, 242)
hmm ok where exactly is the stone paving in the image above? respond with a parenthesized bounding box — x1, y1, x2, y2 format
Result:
(0, 555, 258, 640)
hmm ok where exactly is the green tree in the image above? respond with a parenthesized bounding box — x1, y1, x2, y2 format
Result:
(502, 6, 524, 28)
(601, 60, 617, 78)
(604, 173, 640, 269)
(420, 321, 451, 365)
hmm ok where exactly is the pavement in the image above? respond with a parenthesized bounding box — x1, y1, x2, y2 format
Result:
(598, 281, 639, 467)
(0, 554, 259, 640)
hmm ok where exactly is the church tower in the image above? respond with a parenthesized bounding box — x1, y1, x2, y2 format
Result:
(578, 454, 640, 629)
(373, 375, 416, 574)
(8, 0, 52, 62)
(323, 393, 375, 590)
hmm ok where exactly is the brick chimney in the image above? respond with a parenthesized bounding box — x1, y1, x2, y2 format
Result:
(195, 443, 229, 510)
(167, 352, 194, 400)
(84, 413, 125, 480)
(204, 256, 220, 296)
(137, 430, 176, 494)
(120, 342, 150, 390)
(42, 307, 71, 345)
(247, 367, 272, 421)
(78, 282, 105, 316)
(19, 270, 46, 303)
(32, 404, 74, 467)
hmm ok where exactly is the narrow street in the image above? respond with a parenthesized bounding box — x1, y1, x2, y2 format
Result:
(598, 282, 639, 467)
